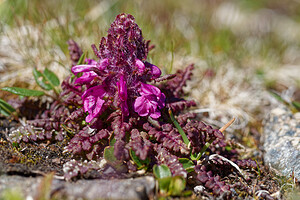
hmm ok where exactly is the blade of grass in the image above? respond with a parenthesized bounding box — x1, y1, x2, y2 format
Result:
(168, 108, 190, 146)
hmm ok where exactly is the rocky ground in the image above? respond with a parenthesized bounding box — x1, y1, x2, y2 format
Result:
(0, 93, 299, 200)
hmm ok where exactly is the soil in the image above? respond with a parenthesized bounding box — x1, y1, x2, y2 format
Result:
(0, 117, 70, 176)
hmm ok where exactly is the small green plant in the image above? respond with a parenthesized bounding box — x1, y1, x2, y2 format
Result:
(153, 164, 190, 197)
(1, 68, 60, 99)
(0, 67, 61, 122)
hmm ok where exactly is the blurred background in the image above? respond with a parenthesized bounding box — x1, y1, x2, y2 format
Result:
(1, 0, 300, 139)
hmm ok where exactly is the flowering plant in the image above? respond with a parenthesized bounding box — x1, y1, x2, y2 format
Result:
(2, 13, 261, 198)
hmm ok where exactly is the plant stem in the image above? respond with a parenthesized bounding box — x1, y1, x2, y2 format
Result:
(219, 118, 235, 133)
(195, 138, 214, 160)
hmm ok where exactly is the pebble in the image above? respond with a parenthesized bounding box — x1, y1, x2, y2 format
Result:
(263, 105, 300, 180)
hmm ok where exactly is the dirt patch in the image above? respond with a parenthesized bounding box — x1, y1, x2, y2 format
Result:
(0, 117, 70, 176)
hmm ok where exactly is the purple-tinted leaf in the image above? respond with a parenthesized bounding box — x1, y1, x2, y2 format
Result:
(67, 39, 83, 66)
(82, 140, 92, 151)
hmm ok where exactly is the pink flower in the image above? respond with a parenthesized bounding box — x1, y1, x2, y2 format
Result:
(71, 59, 109, 85)
(74, 71, 98, 85)
(135, 59, 161, 79)
(145, 62, 161, 78)
(134, 83, 165, 118)
(82, 85, 107, 123)
(117, 75, 129, 116)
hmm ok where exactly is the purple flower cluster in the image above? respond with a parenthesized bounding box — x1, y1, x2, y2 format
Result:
(71, 14, 165, 123)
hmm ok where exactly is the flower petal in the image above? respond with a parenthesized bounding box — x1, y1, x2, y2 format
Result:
(158, 93, 166, 109)
(83, 95, 105, 122)
(82, 85, 107, 100)
(150, 111, 161, 119)
(74, 71, 98, 85)
(134, 82, 166, 118)
(145, 62, 161, 78)
(82, 85, 107, 123)
(117, 75, 127, 101)
(135, 59, 145, 73)
(139, 83, 161, 96)
(71, 64, 98, 75)
(134, 96, 150, 116)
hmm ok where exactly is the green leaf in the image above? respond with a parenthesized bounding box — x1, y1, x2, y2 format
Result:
(190, 153, 197, 160)
(269, 90, 285, 104)
(104, 146, 117, 163)
(2, 87, 45, 97)
(43, 68, 60, 86)
(109, 133, 116, 146)
(169, 109, 190, 146)
(153, 164, 172, 179)
(12, 142, 19, 148)
(157, 176, 187, 196)
(130, 150, 150, 169)
(292, 101, 300, 110)
(103, 146, 127, 172)
(77, 52, 86, 65)
(182, 190, 193, 197)
(225, 146, 232, 151)
(168, 176, 186, 196)
(193, 138, 215, 161)
(178, 158, 195, 173)
(0, 98, 16, 116)
(158, 176, 172, 194)
(33, 68, 52, 90)
(255, 160, 261, 177)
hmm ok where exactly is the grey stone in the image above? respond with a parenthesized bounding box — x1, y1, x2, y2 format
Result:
(194, 185, 205, 194)
(263, 105, 300, 179)
(0, 175, 155, 200)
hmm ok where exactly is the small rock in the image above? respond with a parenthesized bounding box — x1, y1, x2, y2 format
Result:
(62, 176, 155, 200)
(0, 175, 155, 200)
(263, 105, 300, 180)
(194, 185, 205, 194)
